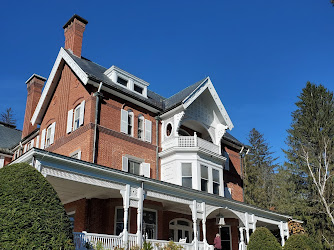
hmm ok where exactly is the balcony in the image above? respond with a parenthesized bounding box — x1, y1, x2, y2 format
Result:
(161, 134, 220, 155)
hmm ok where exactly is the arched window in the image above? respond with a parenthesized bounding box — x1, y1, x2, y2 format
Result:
(169, 218, 193, 243)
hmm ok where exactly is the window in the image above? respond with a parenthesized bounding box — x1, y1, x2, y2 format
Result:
(122, 156, 150, 177)
(213, 169, 220, 195)
(222, 148, 230, 171)
(169, 219, 193, 243)
(45, 125, 52, 147)
(128, 110, 133, 136)
(121, 109, 152, 143)
(117, 76, 128, 87)
(73, 105, 81, 131)
(138, 115, 144, 140)
(166, 123, 172, 137)
(70, 150, 81, 160)
(142, 210, 157, 239)
(220, 226, 232, 250)
(134, 84, 143, 94)
(67, 100, 85, 134)
(181, 163, 192, 188)
(115, 207, 129, 235)
(129, 159, 141, 175)
(41, 122, 56, 149)
(67, 211, 75, 232)
(201, 165, 208, 192)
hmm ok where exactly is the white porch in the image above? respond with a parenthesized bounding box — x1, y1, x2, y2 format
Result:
(13, 148, 291, 250)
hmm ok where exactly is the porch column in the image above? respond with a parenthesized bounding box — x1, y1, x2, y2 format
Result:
(245, 213, 250, 243)
(279, 221, 285, 246)
(201, 202, 207, 244)
(239, 227, 245, 250)
(136, 186, 144, 247)
(120, 184, 130, 248)
(190, 200, 198, 249)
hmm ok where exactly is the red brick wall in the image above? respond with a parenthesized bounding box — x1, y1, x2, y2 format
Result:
(64, 198, 88, 232)
(223, 146, 244, 202)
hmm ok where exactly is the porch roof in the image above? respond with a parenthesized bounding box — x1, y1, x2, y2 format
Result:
(12, 148, 292, 222)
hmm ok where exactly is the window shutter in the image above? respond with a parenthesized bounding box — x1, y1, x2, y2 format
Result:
(31, 139, 34, 148)
(77, 150, 82, 160)
(120, 109, 128, 134)
(141, 163, 150, 178)
(67, 109, 73, 133)
(224, 151, 230, 171)
(79, 100, 85, 126)
(145, 119, 152, 143)
(36, 135, 40, 148)
(50, 122, 56, 145)
(40, 129, 46, 149)
(122, 156, 128, 172)
(24, 144, 27, 153)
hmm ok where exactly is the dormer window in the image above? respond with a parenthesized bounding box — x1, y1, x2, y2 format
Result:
(134, 84, 143, 94)
(117, 76, 128, 87)
(105, 66, 149, 98)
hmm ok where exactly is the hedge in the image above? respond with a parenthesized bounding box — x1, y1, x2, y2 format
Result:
(247, 227, 282, 250)
(284, 234, 321, 250)
(0, 163, 73, 249)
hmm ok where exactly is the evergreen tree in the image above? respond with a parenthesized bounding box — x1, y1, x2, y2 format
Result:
(0, 107, 16, 126)
(284, 82, 334, 247)
(244, 128, 277, 209)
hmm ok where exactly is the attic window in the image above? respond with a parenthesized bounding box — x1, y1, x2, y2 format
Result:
(134, 84, 143, 94)
(117, 76, 128, 87)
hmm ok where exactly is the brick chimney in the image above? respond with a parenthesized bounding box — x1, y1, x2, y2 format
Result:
(22, 74, 46, 139)
(63, 14, 88, 57)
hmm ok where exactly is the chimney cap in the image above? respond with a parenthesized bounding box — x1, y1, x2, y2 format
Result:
(63, 14, 88, 29)
(25, 74, 47, 84)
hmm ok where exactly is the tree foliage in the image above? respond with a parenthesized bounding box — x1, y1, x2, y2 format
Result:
(284, 82, 334, 247)
(244, 128, 277, 209)
(247, 227, 281, 250)
(0, 107, 16, 126)
(0, 163, 73, 249)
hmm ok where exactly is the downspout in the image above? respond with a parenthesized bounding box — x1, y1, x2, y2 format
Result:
(155, 116, 161, 180)
(93, 82, 103, 164)
(239, 146, 249, 202)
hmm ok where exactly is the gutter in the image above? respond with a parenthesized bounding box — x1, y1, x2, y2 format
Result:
(92, 82, 103, 163)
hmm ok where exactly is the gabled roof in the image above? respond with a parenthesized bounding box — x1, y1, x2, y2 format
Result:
(0, 122, 22, 154)
(32, 48, 233, 129)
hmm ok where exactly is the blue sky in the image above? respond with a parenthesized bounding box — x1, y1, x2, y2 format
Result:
(1, 0, 334, 164)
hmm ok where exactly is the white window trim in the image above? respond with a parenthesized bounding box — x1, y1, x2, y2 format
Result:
(67, 100, 85, 134)
(181, 163, 193, 189)
(138, 115, 145, 140)
(169, 218, 193, 243)
(43, 122, 56, 149)
(197, 162, 222, 196)
(142, 208, 158, 239)
(122, 155, 150, 178)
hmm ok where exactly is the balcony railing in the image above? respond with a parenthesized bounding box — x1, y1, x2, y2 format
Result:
(162, 134, 220, 155)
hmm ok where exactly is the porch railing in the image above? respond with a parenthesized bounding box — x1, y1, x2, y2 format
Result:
(73, 232, 214, 249)
(73, 231, 137, 249)
(162, 135, 220, 154)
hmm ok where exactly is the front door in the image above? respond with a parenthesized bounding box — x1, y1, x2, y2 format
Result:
(220, 226, 232, 250)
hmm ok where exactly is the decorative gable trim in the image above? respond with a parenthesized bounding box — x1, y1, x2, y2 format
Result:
(182, 77, 234, 130)
(31, 48, 89, 125)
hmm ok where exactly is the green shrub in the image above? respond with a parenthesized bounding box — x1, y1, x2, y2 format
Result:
(284, 234, 321, 250)
(248, 227, 282, 250)
(0, 163, 74, 249)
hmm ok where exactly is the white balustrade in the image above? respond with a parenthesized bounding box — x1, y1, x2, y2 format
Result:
(162, 135, 220, 154)
(73, 231, 137, 249)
